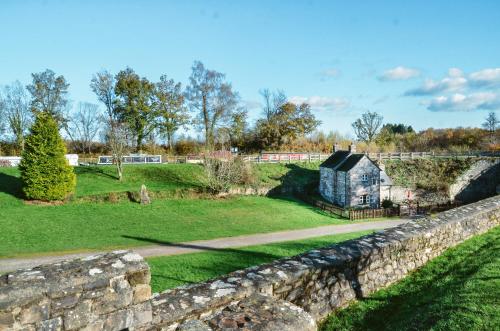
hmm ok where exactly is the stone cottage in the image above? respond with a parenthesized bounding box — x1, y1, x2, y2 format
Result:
(319, 144, 392, 208)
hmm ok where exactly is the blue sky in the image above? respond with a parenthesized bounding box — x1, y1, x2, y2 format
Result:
(1, 0, 499, 136)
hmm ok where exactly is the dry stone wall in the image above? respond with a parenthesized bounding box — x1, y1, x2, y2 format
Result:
(0, 251, 152, 331)
(1, 196, 499, 331)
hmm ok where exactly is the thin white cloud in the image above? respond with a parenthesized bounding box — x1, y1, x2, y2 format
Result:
(373, 95, 389, 105)
(405, 68, 467, 96)
(320, 68, 341, 77)
(378, 66, 420, 81)
(469, 68, 500, 87)
(426, 92, 500, 112)
(289, 96, 350, 111)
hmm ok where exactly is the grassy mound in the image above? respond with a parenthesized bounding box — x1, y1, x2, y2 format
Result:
(384, 158, 474, 192)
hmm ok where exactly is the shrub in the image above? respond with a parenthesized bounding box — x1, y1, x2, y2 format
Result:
(204, 156, 248, 193)
(19, 113, 76, 201)
(381, 198, 394, 209)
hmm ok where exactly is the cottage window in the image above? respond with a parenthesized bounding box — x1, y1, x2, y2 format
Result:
(361, 174, 368, 182)
(359, 194, 370, 204)
(372, 177, 377, 185)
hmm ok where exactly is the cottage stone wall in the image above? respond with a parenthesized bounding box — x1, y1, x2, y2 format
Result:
(336, 171, 347, 207)
(2, 196, 499, 331)
(319, 167, 335, 203)
(348, 157, 380, 208)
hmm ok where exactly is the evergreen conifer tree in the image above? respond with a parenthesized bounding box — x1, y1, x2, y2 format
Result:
(19, 113, 76, 200)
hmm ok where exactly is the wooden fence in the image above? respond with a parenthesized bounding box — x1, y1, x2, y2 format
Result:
(296, 193, 399, 220)
(77, 150, 499, 166)
(348, 207, 399, 220)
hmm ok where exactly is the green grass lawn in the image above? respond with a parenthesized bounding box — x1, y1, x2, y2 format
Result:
(147, 230, 373, 292)
(0, 164, 373, 258)
(73, 164, 206, 197)
(321, 226, 500, 331)
(0, 195, 359, 258)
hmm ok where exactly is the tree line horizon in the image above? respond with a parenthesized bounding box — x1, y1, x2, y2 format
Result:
(0, 61, 498, 156)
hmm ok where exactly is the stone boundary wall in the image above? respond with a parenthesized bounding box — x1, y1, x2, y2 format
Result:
(449, 158, 500, 203)
(0, 251, 152, 331)
(1, 196, 499, 331)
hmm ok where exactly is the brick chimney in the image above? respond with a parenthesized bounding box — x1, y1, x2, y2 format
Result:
(348, 143, 357, 153)
(333, 143, 340, 152)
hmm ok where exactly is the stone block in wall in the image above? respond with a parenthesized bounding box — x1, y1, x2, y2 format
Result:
(174, 294, 316, 331)
(0, 250, 151, 331)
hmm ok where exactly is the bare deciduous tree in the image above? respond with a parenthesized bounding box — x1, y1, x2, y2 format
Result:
(106, 120, 131, 181)
(482, 111, 499, 144)
(352, 111, 384, 143)
(0, 81, 32, 151)
(259, 88, 286, 123)
(65, 102, 102, 154)
(90, 70, 117, 121)
(26, 69, 70, 125)
(185, 61, 239, 150)
(482, 111, 498, 133)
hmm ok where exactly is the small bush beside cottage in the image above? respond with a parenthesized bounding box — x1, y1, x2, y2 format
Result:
(19, 113, 76, 201)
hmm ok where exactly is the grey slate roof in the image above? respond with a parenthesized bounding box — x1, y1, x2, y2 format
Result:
(319, 151, 350, 169)
(320, 151, 382, 172)
(336, 154, 365, 172)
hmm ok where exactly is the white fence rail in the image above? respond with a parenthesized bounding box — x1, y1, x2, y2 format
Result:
(66, 151, 500, 166)
(0, 154, 79, 167)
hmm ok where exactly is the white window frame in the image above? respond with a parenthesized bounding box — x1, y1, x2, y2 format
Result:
(359, 194, 371, 205)
(361, 174, 369, 182)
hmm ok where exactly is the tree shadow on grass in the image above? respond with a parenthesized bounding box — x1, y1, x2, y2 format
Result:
(74, 166, 118, 180)
(122, 234, 280, 258)
(266, 163, 320, 196)
(124, 234, 284, 289)
(0, 172, 24, 199)
(322, 230, 499, 331)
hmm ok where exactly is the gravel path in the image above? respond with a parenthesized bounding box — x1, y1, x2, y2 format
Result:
(0, 219, 409, 273)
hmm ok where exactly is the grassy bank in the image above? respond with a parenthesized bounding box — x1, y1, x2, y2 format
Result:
(384, 158, 474, 192)
(321, 226, 500, 331)
(147, 230, 373, 292)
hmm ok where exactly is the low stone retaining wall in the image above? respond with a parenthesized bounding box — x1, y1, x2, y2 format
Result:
(1, 196, 499, 330)
(0, 251, 152, 331)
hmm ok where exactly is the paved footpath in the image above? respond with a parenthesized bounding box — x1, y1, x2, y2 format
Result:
(0, 219, 409, 273)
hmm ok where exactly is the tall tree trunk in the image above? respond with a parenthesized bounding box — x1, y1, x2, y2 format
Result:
(116, 161, 123, 181)
(202, 94, 210, 152)
(167, 132, 173, 152)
